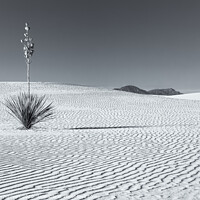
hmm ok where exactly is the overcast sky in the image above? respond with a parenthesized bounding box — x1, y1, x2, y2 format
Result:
(0, 0, 200, 91)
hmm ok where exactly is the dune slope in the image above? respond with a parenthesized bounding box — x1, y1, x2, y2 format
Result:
(0, 82, 200, 200)
(168, 92, 200, 100)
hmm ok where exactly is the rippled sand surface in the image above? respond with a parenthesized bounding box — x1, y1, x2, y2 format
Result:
(0, 82, 200, 200)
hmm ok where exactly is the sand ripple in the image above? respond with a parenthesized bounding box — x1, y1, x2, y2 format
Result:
(0, 83, 199, 199)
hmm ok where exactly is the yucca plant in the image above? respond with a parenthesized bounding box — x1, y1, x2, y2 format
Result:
(4, 93, 54, 129)
(4, 23, 55, 129)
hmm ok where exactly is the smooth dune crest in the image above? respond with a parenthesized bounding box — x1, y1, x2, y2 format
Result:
(167, 93, 200, 100)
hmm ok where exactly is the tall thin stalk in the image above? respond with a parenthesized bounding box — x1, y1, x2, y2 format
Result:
(4, 23, 54, 130)
(27, 62, 30, 97)
(21, 23, 34, 98)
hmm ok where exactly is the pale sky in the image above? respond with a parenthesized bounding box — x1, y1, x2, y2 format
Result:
(0, 0, 200, 92)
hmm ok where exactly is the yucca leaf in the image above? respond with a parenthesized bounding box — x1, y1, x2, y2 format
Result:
(3, 92, 54, 129)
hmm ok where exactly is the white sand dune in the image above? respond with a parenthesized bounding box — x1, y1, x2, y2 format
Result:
(0, 82, 200, 200)
(167, 93, 200, 100)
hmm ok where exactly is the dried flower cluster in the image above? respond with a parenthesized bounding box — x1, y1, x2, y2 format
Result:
(21, 23, 34, 64)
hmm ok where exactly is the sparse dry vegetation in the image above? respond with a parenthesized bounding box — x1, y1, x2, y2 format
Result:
(4, 93, 54, 129)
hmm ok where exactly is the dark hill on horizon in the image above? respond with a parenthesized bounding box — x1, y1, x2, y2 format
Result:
(114, 85, 182, 95)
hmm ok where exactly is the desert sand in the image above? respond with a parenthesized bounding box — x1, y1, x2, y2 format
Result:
(0, 82, 199, 200)
(169, 93, 200, 101)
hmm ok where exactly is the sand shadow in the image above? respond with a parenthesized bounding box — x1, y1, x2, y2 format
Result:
(69, 125, 152, 130)
(69, 123, 195, 130)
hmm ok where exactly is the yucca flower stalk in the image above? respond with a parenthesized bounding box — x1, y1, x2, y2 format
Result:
(20, 22, 34, 97)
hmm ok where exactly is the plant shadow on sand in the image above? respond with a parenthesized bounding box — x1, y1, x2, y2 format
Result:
(16, 123, 197, 131)
(69, 123, 196, 130)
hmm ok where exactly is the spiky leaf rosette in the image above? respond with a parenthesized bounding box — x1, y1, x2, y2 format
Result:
(4, 93, 54, 129)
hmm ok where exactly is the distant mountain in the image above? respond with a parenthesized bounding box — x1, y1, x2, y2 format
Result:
(114, 85, 149, 94)
(148, 88, 182, 95)
(114, 85, 182, 95)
